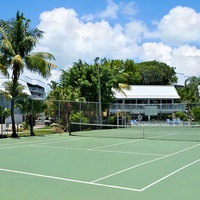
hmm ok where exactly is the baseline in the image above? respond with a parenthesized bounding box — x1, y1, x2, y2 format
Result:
(0, 157, 199, 192)
(0, 167, 141, 192)
(91, 143, 200, 183)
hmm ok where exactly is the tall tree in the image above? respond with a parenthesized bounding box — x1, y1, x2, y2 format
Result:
(58, 58, 131, 123)
(136, 60, 177, 85)
(59, 59, 117, 104)
(0, 11, 55, 137)
(122, 59, 141, 85)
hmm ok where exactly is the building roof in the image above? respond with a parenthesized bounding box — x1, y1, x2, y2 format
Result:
(114, 85, 180, 99)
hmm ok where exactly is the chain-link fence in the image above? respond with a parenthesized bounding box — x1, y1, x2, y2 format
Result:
(1, 98, 200, 135)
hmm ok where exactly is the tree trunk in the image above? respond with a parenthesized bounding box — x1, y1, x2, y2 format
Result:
(30, 125, 35, 136)
(29, 114, 35, 136)
(11, 95, 18, 137)
(11, 68, 19, 138)
(64, 112, 70, 132)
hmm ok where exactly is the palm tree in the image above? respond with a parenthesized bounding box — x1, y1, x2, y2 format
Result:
(115, 83, 130, 97)
(3, 81, 28, 100)
(16, 98, 48, 136)
(185, 76, 200, 102)
(47, 80, 58, 90)
(0, 11, 55, 137)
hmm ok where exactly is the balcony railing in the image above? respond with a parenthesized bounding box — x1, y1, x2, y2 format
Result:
(109, 103, 186, 114)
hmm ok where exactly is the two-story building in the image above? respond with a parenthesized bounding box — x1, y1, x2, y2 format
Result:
(0, 73, 46, 124)
(110, 85, 184, 121)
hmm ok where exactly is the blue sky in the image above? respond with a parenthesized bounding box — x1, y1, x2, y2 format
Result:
(1, 0, 200, 85)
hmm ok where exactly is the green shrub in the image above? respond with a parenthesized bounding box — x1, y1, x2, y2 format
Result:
(20, 122, 30, 130)
(109, 115, 116, 124)
(192, 107, 200, 121)
(69, 111, 89, 123)
(175, 111, 187, 121)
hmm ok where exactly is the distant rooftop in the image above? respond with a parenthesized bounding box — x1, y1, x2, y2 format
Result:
(114, 85, 180, 99)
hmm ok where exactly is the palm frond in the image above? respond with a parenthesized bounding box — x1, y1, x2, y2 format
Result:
(1, 39, 16, 56)
(19, 36, 37, 56)
(2, 81, 28, 100)
(0, 26, 7, 39)
(115, 83, 131, 98)
(31, 52, 56, 61)
(0, 63, 9, 77)
(30, 28, 44, 39)
(25, 55, 52, 78)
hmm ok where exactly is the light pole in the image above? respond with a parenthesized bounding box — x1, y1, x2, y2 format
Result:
(185, 109, 188, 121)
(95, 57, 102, 125)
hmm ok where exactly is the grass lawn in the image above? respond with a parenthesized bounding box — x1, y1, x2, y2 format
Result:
(1, 125, 62, 138)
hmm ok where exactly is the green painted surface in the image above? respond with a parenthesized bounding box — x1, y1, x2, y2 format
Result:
(0, 133, 200, 200)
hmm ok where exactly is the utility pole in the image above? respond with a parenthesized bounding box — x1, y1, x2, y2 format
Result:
(95, 57, 102, 124)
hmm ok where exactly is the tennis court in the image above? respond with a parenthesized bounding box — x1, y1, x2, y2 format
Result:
(0, 126, 200, 200)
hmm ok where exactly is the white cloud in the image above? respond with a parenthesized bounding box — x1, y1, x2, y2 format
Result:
(139, 43, 200, 77)
(36, 7, 144, 67)
(81, 0, 137, 22)
(170, 45, 200, 76)
(125, 20, 148, 42)
(140, 42, 173, 63)
(157, 6, 200, 46)
(98, 0, 119, 19)
(120, 2, 137, 18)
(81, 14, 94, 22)
(34, 4, 200, 87)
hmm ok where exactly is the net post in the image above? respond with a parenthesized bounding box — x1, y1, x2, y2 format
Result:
(142, 126, 145, 139)
(69, 122, 71, 136)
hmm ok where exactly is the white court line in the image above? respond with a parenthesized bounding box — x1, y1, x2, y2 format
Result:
(1, 137, 200, 191)
(30, 144, 165, 157)
(0, 136, 86, 149)
(0, 136, 66, 147)
(1, 158, 200, 192)
(29, 144, 86, 151)
(140, 158, 200, 191)
(91, 143, 200, 183)
(149, 132, 180, 139)
(0, 145, 34, 150)
(30, 137, 87, 145)
(0, 168, 140, 192)
(87, 139, 142, 150)
(92, 149, 166, 157)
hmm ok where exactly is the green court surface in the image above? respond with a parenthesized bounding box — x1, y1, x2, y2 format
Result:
(0, 133, 200, 200)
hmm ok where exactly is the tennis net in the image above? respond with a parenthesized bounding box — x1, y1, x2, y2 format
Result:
(69, 122, 200, 142)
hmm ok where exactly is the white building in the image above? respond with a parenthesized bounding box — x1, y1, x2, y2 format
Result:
(110, 85, 184, 121)
(0, 73, 46, 124)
